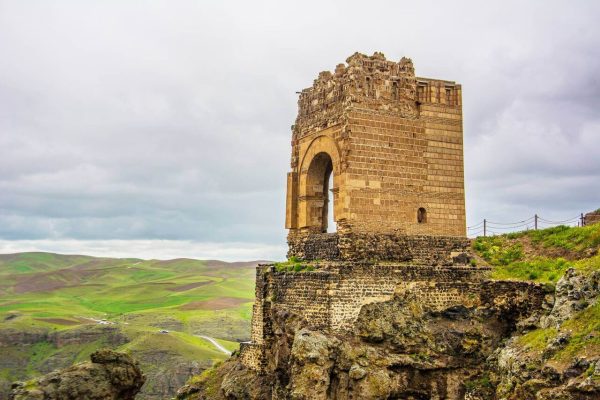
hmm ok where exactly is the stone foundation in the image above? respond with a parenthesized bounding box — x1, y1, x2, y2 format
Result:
(238, 343, 263, 372)
(240, 261, 508, 371)
(240, 262, 548, 372)
(287, 231, 469, 264)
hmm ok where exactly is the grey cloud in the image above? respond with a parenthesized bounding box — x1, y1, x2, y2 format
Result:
(1, 0, 599, 258)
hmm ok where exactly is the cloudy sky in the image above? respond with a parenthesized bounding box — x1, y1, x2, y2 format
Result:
(1, 1, 599, 260)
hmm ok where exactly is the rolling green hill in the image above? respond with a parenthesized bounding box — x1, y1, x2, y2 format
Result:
(0, 252, 259, 399)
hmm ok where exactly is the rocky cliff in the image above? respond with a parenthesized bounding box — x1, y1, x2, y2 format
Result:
(177, 225, 600, 400)
(10, 349, 145, 400)
(0, 324, 211, 400)
(7, 225, 598, 399)
(176, 269, 598, 399)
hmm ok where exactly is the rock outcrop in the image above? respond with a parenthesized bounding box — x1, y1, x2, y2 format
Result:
(10, 349, 145, 400)
(175, 278, 547, 399)
(176, 263, 600, 400)
(493, 268, 600, 400)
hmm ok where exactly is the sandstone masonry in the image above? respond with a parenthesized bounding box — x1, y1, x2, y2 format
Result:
(241, 52, 476, 373)
(285, 52, 466, 260)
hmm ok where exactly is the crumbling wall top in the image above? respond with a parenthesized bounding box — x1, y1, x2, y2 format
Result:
(294, 52, 420, 138)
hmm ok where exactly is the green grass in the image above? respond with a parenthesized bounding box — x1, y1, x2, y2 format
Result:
(506, 224, 600, 253)
(472, 224, 600, 370)
(473, 224, 600, 283)
(552, 301, 600, 362)
(119, 328, 230, 363)
(0, 252, 257, 398)
(473, 236, 524, 265)
(273, 256, 316, 273)
(186, 362, 224, 399)
(573, 253, 600, 274)
(517, 327, 558, 351)
(491, 257, 571, 283)
(0, 252, 255, 325)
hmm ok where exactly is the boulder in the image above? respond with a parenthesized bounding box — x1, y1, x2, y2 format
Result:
(10, 349, 145, 400)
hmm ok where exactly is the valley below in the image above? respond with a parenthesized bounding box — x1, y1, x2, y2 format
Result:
(0, 253, 258, 399)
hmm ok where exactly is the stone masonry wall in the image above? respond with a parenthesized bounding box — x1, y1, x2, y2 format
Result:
(287, 231, 340, 261)
(285, 52, 466, 239)
(240, 262, 489, 370)
(327, 263, 484, 331)
(240, 263, 548, 372)
(269, 271, 332, 330)
(238, 343, 263, 372)
(287, 230, 469, 264)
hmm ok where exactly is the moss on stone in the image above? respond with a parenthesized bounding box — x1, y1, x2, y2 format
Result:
(517, 328, 557, 351)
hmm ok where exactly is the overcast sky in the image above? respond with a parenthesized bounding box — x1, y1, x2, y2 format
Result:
(1, 1, 599, 260)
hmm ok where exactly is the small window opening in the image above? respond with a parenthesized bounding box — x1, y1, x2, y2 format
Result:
(445, 88, 452, 104)
(392, 81, 398, 100)
(417, 207, 427, 224)
(417, 83, 427, 102)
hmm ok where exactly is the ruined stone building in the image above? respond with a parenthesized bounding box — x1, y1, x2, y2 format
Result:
(240, 52, 485, 372)
(286, 51, 466, 262)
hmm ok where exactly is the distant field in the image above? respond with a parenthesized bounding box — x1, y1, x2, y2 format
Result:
(0, 252, 259, 399)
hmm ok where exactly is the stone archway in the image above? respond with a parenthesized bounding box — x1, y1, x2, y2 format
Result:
(305, 152, 334, 233)
(292, 134, 343, 231)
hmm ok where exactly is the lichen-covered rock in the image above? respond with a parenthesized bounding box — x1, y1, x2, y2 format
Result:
(177, 264, 599, 400)
(10, 349, 145, 400)
(176, 358, 270, 400)
(494, 268, 600, 399)
(540, 268, 600, 328)
(289, 329, 339, 399)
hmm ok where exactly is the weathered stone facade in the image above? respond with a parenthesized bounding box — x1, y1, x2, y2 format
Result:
(287, 231, 470, 264)
(239, 262, 550, 374)
(285, 52, 466, 260)
(240, 52, 473, 372)
(179, 53, 599, 400)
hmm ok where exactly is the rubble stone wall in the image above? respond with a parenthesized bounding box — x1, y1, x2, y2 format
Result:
(240, 262, 549, 372)
(240, 262, 490, 370)
(288, 230, 469, 264)
(238, 343, 263, 372)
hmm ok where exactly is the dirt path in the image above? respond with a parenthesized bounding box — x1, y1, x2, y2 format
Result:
(197, 335, 231, 355)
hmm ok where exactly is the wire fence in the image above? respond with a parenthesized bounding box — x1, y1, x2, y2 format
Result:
(467, 213, 587, 237)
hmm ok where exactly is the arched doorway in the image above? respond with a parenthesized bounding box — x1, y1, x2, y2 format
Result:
(305, 152, 335, 233)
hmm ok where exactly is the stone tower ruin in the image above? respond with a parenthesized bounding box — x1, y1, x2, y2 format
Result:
(286, 52, 466, 263)
(240, 52, 478, 372)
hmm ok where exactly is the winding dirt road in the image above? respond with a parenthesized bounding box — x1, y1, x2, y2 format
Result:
(197, 335, 231, 355)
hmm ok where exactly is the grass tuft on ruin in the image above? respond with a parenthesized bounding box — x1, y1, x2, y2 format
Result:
(273, 257, 316, 273)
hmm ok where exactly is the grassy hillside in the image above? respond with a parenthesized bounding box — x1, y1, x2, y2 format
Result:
(0, 252, 258, 399)
(472, 223, 600, 284)
(472, 223, 600, 373)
